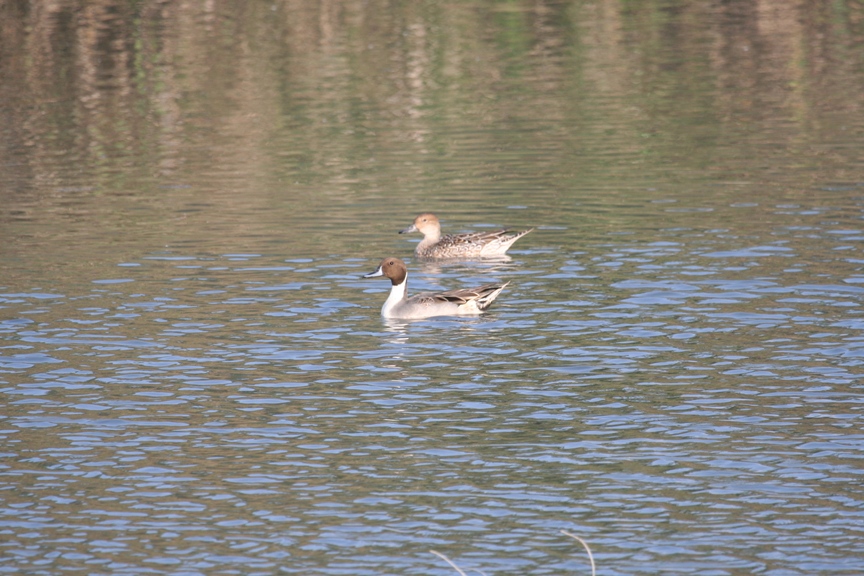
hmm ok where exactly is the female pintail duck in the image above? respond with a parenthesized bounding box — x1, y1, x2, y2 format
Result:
(363, 257, 509, 319)
(399, 213, 533, 259)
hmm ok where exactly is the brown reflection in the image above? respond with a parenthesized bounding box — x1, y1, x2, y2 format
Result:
(1, 0, 863, 283)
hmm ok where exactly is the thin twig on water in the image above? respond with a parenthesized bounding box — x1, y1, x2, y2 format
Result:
(561, 530, 596, 576)
(432, 533, 595, 575)
(430, 550, 468, 576)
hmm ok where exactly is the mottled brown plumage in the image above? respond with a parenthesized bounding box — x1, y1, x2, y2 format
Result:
(399, 213, 533, 259)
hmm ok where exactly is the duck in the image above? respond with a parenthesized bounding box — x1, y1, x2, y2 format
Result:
(362, 257, 509, 319)
(399, 213, 533, 259)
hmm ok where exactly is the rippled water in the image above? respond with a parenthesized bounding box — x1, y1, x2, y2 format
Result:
(3, 1, 864, 574)
(4, 195, 864, 574)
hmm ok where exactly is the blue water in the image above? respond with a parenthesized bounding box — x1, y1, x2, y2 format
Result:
(3, 1, 864, 573)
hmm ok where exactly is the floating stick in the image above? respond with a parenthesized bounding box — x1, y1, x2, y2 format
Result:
(430, 550, 468, 576)
(561, 530, 596, 576)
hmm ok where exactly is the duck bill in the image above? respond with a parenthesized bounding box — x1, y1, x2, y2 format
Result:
(398, 224, 417, 234)
(363, 265, 384, 278)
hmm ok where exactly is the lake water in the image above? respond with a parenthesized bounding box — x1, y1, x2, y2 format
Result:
(2, 1, 864, 574)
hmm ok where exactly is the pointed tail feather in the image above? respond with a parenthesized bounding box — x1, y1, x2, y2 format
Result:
(475, 281, 509, 311)
(480, 228, 533, 256)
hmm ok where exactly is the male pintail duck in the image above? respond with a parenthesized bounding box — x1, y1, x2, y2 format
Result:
(363, 257, 509, 319)
(399, 213, 533, 259)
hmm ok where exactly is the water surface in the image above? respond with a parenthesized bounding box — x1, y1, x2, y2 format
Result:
(2, 1, 864, 574)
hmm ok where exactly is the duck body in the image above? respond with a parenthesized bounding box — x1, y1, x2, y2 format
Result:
(400, 213, 533, 259)
(363, 257, 508, 320)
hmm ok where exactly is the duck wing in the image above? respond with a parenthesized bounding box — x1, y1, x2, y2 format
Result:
(415, 283, 509, 308)
(436, 230, 509, 251)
